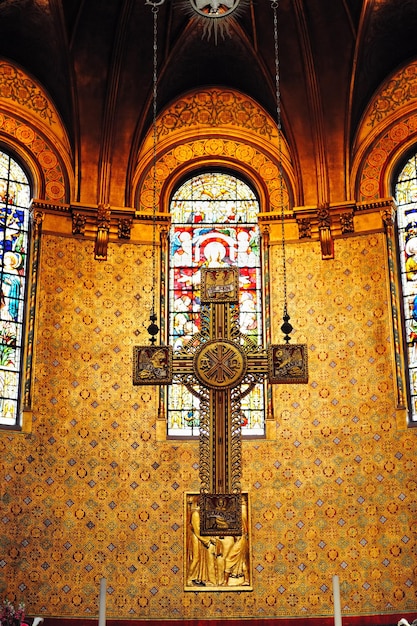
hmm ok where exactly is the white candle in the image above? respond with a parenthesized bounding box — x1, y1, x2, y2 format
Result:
(332, 575, 342, 626)
(99, 577, 106, 626)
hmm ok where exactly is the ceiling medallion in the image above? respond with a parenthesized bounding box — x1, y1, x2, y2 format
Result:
(185, 0, 247, 43)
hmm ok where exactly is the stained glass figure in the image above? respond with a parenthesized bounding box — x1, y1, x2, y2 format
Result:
(395, 152, 417, 423)
(167, 171, 264, 436)
(0, 151, 30, 426)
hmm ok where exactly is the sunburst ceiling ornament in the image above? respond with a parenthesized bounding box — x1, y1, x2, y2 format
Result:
(185, 0, 246, 43)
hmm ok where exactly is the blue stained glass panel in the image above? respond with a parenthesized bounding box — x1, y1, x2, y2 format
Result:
(0, 151, 30, 426)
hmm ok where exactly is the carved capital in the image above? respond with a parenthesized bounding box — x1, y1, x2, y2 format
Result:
(32, 210, 44, 224)
(317, 204, 331, 228)
(31, 211, 43, 240)
(72, 212, 86, 235)
(260, 223, 270, 246)
(380, 202, 397, 231)
(340, 211, 354, 234)
(97, 203, 111, 229)
(118, 217, 132, 240)
(297, 218, 312, 239)
(159, 223, 169, 242)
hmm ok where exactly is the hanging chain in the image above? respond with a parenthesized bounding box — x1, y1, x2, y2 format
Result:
(272, 0, 292, 342)
(146, 0, 164, 344)
(272, 0, 287, 314)
(151, 3, 158, 318)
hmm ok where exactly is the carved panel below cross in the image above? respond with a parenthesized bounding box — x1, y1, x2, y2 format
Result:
(185, 492, 252, 591)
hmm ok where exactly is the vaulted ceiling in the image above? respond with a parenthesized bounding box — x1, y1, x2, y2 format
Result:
(1, 0, 417, 205)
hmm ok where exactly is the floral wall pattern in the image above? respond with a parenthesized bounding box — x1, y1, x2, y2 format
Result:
(1, 231, 416, 620)
(0, 49, 416, 623)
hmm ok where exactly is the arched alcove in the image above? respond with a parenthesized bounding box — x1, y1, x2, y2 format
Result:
(352, 59, 417, 201)
(133, 88, 295, 217)
(0, 59, 73, 203)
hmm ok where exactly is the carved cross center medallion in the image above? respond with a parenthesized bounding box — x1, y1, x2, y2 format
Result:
(194, 339, 247, 388)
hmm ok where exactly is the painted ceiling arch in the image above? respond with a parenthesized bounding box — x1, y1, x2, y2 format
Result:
(133, 88, 295, 215)
(352, 59, 417, 201)
(0, 59, 73, 203)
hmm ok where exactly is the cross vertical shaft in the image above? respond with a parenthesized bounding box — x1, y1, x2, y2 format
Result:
(133, 266, 308, 535)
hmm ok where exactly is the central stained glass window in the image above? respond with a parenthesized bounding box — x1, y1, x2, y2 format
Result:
(167, 171, 265, 437)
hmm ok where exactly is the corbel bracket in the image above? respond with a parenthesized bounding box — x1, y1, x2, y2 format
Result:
(70, 203, 134, 261)
(317, 204, 334, 260)
(94, 204, 111, 260)
(293, 201, 356, 260)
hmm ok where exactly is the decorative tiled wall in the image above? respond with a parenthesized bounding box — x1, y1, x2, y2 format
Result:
(1, 231, 416, 620)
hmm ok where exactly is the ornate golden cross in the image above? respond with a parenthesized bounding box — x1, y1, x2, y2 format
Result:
(133, 266, 308, 534)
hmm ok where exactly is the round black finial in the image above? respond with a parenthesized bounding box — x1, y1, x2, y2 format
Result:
(148, 312, 159, 345)
(281, 312, 293, 344)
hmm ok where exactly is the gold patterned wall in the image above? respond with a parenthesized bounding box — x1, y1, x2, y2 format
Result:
(1, 228, 416, 620)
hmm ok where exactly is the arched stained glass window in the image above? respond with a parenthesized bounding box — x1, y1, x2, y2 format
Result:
(167, 171, 265, 437)
(395, 152, 417, 424)
(0, 150, 30, 427)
